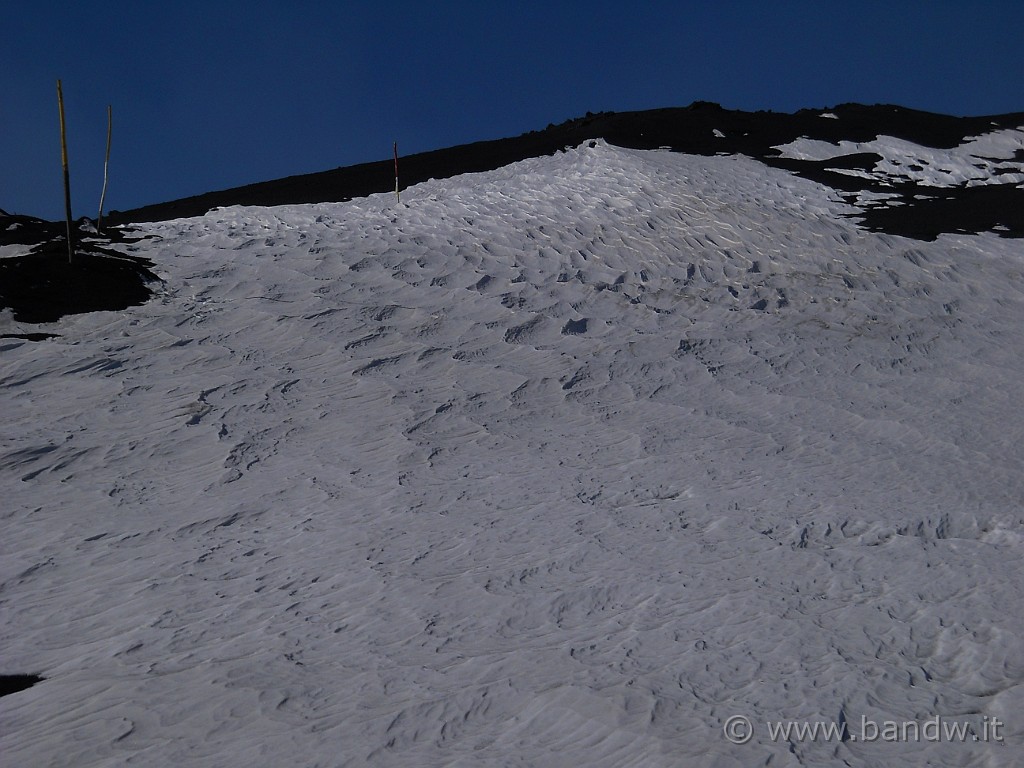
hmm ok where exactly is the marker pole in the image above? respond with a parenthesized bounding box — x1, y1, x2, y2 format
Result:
(57, 79, 74, 262)
(394, 142, 400, 203)
(97, 105, 112, 233)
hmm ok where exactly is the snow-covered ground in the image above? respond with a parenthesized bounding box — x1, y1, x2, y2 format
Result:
(2, 139, 1023, 766)
(773, 127, 1024, 188)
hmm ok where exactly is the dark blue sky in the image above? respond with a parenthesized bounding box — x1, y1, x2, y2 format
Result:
(5, 1, 1023, 221)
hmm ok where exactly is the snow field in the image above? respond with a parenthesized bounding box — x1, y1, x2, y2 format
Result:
(2, 140, 1023, 766)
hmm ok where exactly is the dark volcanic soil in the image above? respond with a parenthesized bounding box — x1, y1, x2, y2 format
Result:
(0, 220, 160, 325)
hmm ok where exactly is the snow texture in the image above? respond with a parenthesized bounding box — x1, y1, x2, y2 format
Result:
(2, 139, 1023, 767)
(773, 127, 1024, 188)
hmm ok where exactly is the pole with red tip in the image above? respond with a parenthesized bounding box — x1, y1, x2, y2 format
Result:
(394, 141, 400, 203)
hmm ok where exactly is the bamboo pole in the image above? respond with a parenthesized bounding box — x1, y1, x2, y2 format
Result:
(56, 79, 74, 263)
(97, 105, 112, 233)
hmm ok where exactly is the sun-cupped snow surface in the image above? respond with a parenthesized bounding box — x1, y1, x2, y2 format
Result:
(2, 140, 1023, 767)
(773, 126, 1024, 188)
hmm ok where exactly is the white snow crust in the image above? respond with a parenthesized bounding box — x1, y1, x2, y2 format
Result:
(773, 126, 1024, 188)
(2, 141, 1023, 766)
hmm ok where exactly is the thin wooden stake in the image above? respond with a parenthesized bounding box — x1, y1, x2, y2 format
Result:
(57, 79, 74, 263)
(394, 141, 400, 203)
(97, 105, 112, 233)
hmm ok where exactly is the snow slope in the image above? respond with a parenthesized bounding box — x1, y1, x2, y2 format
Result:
(2, 139, 1024, 766)
(774, 127, 1024, 188)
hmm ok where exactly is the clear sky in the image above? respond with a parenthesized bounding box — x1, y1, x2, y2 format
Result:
(4, 0, 1023, 221)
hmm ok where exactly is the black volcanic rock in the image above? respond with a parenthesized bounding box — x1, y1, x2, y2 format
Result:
(0, 224, 160, 324)
(854, 184, 1024, 240)
(0, 674, 43, 697)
